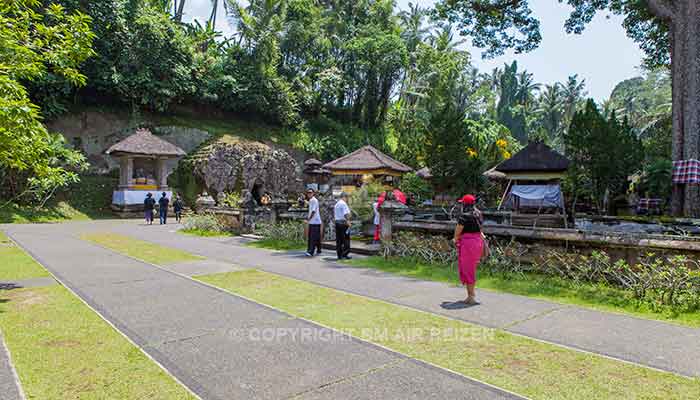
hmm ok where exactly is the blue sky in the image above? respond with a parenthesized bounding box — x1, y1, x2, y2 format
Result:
(183, 0, 645, 100)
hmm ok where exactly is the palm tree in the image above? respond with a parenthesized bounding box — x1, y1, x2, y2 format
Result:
(174, 0, 186, 21)
(537, 83, 565, 146)
(399, 3, 430, 54)
(562, 74, 587, 123)
(209, 0, 218, 28)
(516, 70, 540, 108)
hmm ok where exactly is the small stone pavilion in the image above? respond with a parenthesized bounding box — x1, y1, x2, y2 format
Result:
(323, 145, 412, 193)
(105, 128, 186, 212)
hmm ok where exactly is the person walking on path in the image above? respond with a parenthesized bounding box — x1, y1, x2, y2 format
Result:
(334, 193, 352, 260)
(173, 194, 184, 223)
(372, 201, 381, 244)
(158, 192, 170, 225)
(453, 194, 484, 305)
(305, 189, 322, 257)
(144, 193, 156, 225)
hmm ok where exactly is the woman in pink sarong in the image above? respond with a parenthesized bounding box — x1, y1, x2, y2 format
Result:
(453, 194, 483, 305)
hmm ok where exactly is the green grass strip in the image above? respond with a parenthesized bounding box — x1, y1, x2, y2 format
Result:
(81, 232, 204, 265)
(0, 231, 195, 399)
(196, 269, 700, 400)
(0, 231, 49, 280)
(346, 256, 700, 328)
(179, 228, 233, 237)
(0, 286, 196, 399)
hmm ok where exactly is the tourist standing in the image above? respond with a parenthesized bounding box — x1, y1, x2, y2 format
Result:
(144, 193, 156, 225)
(305, 189, 322, 256)
(158, 192, 170, 225)
(372, 201, 380, 244)
(334, 193, 352, 260)
(173, 194, 184, 223)
(452, 194, 484, 305)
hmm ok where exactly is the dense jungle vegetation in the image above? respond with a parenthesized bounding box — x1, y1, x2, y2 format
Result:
(1, 0, 673, 213)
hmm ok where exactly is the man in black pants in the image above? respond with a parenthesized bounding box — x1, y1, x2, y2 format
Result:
(305, 189, 322, 257)
(334, 192, 352, 260)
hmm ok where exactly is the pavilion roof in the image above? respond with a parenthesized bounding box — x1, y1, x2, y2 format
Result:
(304, 158, 323, 167)
(323, 145, 412, 173)
(495, 141, 569, 173)
(105, 128, 186, 157)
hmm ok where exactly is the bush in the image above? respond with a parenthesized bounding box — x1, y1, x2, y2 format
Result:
(182, 213, 225, 234)
(348, 182, 386, 222)
(399, 172, 433, 203)
(255, 221, 306, 245)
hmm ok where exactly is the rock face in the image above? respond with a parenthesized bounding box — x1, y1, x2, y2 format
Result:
(46, 111, 211, 174)
(190, 137, 301, 202)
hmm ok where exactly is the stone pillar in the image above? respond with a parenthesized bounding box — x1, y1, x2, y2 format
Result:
(378, 199, 408, 242)
(156, 158, 168, 190)
(119, 156, 133, 189)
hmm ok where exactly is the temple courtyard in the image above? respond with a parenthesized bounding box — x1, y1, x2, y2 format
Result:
(1, 220, 699, 399)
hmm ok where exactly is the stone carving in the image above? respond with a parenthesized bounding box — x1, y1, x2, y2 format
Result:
(190, 139, 301, 204)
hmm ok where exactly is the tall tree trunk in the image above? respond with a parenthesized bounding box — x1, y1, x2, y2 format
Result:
(209, 0, 218, 28)
(175, 0, 186, 22)
(664, 0, 700, 216)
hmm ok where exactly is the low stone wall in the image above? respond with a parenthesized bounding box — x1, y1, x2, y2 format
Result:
(393, 219, 700, 265)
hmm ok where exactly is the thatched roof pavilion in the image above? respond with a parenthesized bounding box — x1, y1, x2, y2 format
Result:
(323, 145, 412, 176)
(490, 142, 571, 227)
(106, 128, 186, 158)
(494, 141, 569, 181)
(106, 128, 186, 211)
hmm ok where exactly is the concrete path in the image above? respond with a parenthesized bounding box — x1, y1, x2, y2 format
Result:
(96, 220, 700, 378)
(0, 333, 24, 400)
(1, 223, 519, 400)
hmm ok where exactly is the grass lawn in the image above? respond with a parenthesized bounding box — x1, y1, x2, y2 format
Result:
(0, 231, 195, 399)
(179, 228, 234, 237)
(346, 256, 700, 328)
(248, 238, 306, 251)
(81, 233, 204, 265)
(0, 175, 116, 224)
(196, 269, 700, 400)
(0, 231, 49, 281)
(0, 286, 196, 399)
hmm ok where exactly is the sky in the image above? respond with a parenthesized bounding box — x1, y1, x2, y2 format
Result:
(182, 0, 645, 100)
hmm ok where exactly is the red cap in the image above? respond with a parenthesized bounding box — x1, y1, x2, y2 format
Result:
(458, 194, 476, 205)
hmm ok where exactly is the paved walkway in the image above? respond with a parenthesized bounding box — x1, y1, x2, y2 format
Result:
(96, 220, 700, 378)
(1, 222, 519, 400)
(0, 333, 24, 400)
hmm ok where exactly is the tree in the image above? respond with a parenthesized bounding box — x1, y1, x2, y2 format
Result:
(565, 99, 643, 213)
(0, 0, 93, 202)
(434, 0, 700, 216)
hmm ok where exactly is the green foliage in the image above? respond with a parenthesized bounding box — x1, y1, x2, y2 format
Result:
(120, 6, 196, 111)
(564, 99, 644, 211)
(348, 182, 385, 221)
(182, 213, 227, 234)
(220, 191, 242, 208)
(642, 159, 672, 199)
(0, 0, 94, 203)
(398, 172, 433, 203)
(433, 0, 541, 57)
(254, 220, 306, 249)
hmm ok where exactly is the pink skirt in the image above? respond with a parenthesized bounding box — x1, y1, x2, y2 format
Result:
(457, 233, 483, 285)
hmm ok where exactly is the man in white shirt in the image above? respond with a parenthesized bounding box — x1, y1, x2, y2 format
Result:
(305, 189, 322, 256)
(334, 192, 352, 260)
